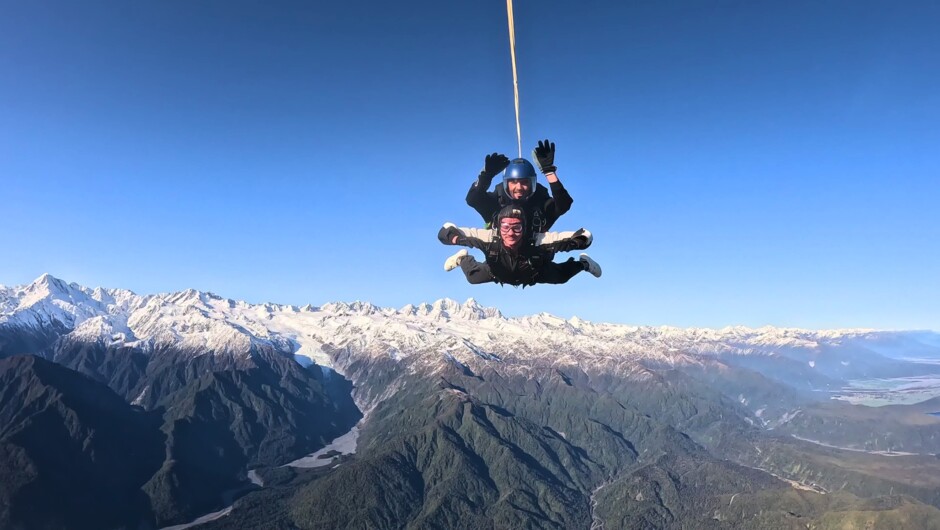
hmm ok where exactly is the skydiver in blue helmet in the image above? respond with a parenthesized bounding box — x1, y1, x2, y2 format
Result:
(466, 139, 573, 232)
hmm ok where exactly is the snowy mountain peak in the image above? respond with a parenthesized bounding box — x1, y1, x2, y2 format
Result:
(417, 298, 503, 321)
(33, 272, 68, 289)
(429, 298, 460, 316)
(2, 275, 935, 377)
(165, 288, 203, 306)
(5, 274, 98, 329)
(320, 301, 380, 316)
(21, 273, 75, 302)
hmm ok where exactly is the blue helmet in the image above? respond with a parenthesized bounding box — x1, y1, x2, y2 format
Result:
(501, 158, 537, 201)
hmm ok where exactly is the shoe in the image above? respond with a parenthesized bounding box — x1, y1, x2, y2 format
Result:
(444, 249, 468, 271)
(579, 253, 602, 278)
(443, 222, 457, 229)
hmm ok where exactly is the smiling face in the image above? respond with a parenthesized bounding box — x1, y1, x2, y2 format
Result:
(498, 217, 524, 250)
(506, 178, 532, 200)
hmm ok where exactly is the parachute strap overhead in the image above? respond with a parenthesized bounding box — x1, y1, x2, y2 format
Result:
(507, 0, 522, 158)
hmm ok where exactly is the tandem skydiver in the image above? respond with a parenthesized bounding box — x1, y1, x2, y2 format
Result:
(438, 204, 601, 286)
(466, 139, 573, 232)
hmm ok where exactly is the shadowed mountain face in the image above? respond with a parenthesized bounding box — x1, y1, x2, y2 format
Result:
(0, 322, 68, 360)
(0, 355, 165, 530)
(0, 349, 362, 528)
(145, 348, 362, 524)
(0, 339, 361, 528)
(47, 335, 362, 466)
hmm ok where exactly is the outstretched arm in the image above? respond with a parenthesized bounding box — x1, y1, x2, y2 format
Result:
(438, 224, 492, 252)
(535, 228, 592, 253)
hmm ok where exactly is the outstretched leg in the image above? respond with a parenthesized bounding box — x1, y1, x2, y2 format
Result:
(459, 256, 497, 285)
(536, 254, 602, 284)
(535, 258, 585, 284)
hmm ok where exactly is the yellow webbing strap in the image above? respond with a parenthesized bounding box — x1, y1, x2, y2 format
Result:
(507, 0, 522, 158)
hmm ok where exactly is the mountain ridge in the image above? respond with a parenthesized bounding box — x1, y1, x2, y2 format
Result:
(2, 274, 927, 371)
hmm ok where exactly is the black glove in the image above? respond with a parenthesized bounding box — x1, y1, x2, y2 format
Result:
(569, 228, 592, 250)
(438, 224, 465, 245)
(532, 139, 557, 174)
(479, 153, 510, 183)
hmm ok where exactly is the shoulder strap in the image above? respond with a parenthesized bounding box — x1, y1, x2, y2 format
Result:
(486, 231, 501, 263)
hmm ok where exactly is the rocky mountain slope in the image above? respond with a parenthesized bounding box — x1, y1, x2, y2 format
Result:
(2, 274, 939, 529)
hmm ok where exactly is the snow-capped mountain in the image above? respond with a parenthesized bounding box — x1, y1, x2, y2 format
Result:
(1, 274, 932, 378)
(5, 274, 940, 530)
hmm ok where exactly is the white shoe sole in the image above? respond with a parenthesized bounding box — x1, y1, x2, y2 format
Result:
(444, 249, 468, 271)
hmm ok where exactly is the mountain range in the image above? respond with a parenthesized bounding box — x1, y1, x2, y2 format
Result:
(2, 274, 940, 529)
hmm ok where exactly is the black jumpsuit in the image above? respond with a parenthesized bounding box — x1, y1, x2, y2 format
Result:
(438, 225, 590, 286)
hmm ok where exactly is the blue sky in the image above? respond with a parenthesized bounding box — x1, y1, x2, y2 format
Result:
(2, 0, 937, 330)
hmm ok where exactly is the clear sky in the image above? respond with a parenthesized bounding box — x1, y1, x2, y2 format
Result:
(2, 0, 937, 330)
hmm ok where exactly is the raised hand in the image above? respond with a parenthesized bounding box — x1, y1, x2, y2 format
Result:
(532, 139, 557, 174)
(481, 153, 511, 180)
